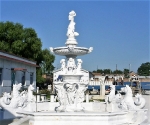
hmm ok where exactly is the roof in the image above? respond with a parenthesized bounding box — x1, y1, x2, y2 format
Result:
(129, 72, 137, 76)
(0, 50, 38, 67)
(91, 72, 102, 76)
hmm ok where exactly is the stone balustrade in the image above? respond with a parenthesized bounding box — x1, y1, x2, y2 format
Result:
(89, 81, 112, 86)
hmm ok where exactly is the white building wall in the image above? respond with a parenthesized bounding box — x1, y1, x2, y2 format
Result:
(3, 60, 12, 85)
(25, 65, 30, 86)
(25, 66, 36, 88)
(0, 57, 36, 96)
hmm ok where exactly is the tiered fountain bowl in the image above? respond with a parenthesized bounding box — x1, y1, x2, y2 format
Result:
(52, 46, 91, 57)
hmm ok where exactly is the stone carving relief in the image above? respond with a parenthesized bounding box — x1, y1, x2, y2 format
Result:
(10, 83, 27, 108)
(105, 85, 146, 112)
(67, 58, 76, 72)
(27, 84, 35, 102)
(0, 83, 35, 109)
(59, 58, 83, 75)
(64, 83, 78, 104)
(1, 92, 11, 105)
(55, 84, 66, 111)
(55, 82, 87, 112)
(118, 85, 146, 110)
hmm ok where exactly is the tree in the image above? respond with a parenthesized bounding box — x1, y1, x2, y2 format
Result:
(0, 21, 55, 84)
(123, 69, 129, 78)
(113, 70, 123, 74)
(137, 62, 150, 76)
(0, 22, 23, 52)
(22, 28, 43, 64)
(36, 68, 46, 85)
(0, 22, 24, 53)
(103, 69, 112, 74)
(97, 69, 103, 74)
(92, 70, 97, 73)
(40, 49, 55, 74)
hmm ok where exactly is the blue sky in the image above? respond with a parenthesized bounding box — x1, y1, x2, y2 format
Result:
(0, 0, 149, 72)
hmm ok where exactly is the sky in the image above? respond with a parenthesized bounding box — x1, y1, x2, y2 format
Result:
(0, 0, 149, 72)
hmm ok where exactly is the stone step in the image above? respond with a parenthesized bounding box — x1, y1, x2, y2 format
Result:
(8, 116, 29, 125)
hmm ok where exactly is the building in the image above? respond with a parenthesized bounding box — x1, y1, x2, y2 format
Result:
(0, 51, 38, 96)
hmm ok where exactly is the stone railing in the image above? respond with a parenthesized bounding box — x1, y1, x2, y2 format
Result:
(89, 81, 112, 86)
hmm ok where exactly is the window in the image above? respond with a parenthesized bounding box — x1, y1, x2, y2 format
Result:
(11, 70, 16, 86)
(30, 73, 33, 84)
(22, 72, 25, 85)
(0, 68, 2, 85)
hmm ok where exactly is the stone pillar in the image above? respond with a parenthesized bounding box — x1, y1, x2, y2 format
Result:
(41, 94, 46, 102)
(36, 94, 40, 102)
(50, 94, 54, 102)
(86, 92, 89, 103)
(100, 85, 105, 99)
(36, 87, 39, 94)
(36, 87, 40, 102)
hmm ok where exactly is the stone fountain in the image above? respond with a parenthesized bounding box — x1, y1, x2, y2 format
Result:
(50, 10, 93, 112)
(1, 10, 148, 125)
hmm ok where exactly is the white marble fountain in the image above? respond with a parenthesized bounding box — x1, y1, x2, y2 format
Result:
(0, 10, 148, 125)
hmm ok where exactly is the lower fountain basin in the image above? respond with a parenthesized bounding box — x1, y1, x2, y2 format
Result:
(16, 102, 148, 125)
(17, 109, 147, 125)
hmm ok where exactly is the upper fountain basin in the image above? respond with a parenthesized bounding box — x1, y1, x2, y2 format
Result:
(52, 46, 92, 57)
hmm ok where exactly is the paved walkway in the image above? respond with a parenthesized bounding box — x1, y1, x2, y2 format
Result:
(141, 93, 150, 125)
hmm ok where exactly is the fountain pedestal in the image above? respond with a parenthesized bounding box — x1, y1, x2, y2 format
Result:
(54, 74, 88, 112)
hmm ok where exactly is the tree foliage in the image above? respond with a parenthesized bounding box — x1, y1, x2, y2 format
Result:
(103, 69, 112, 74)
(0, 22, 43, 62)
(96, 69, 103, 74)
(93, 69, 112, 74)
(123, 69, 130, 78)
(0, 21, 55, 84)
(92, 68, 123, 75)
(40, 49, 55, 74)
(113, 70, 123, 74)
(92, 62, 150, 77)
(137, 62, 150, 76)
(36, 68, 46, 84)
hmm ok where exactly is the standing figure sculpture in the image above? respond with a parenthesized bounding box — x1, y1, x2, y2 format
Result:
(67, 10, 79, 38)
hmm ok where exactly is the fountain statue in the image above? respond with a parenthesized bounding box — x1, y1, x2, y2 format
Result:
(0, 84, 36, 119)
(50, 11, 92, 112)
(1, 10, 148, 125)
(0, 83, 29, 109)
(118, 85, 146, 110)
(67, 10, 79, 39)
